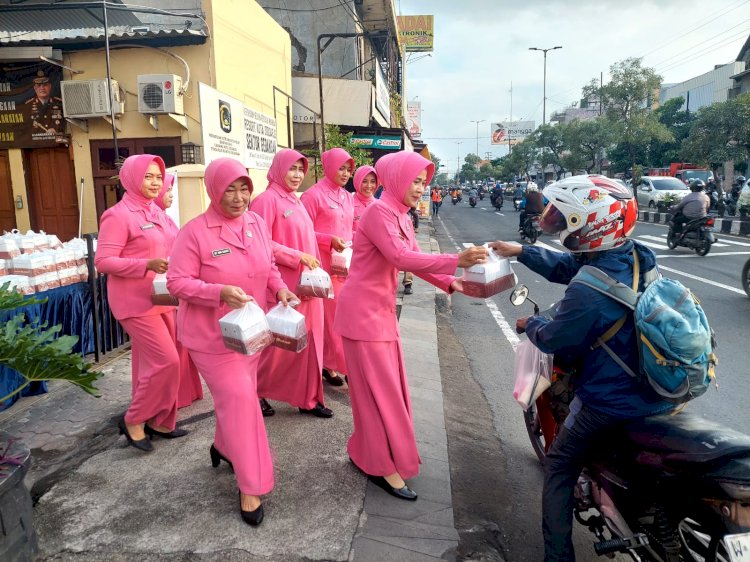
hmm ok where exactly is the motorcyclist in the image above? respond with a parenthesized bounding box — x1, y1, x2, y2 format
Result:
(730, 176, 745, 200)
(490, 175, 674, 561)
(669, 179, 709, 233)
(468, 186, 478, 199)
(491, 182, 504, 207)
(518, 182, 544, 232)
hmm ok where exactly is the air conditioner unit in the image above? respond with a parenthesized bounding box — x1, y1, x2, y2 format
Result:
(137, 74, 184, 114)
(60, 79, 122, 118)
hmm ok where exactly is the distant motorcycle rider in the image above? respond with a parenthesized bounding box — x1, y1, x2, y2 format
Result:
(490, 175, 674, 561)
(518, 182, 544, 232)
(670, 179, 710, 233)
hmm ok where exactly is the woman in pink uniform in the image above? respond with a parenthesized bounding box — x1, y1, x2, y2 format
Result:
(153, 173, 204, 409)
(167, 157, 297, 526)
(352, 165, 378, 234)
(250, 149, 332, 419)
(95, 154, 185, 453)
(333, 151, 487, 500)
(300, 148, 355, 387)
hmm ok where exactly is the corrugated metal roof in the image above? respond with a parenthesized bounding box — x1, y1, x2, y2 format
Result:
(0, 0, 207, 46)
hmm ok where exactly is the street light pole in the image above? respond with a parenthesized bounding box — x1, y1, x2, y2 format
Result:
(469, 119, 485, 157)
(528, 46, 562, 126)
(454, 141, 463, 182)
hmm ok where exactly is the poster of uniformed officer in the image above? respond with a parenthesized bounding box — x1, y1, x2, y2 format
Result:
(0, 63, 64, 148)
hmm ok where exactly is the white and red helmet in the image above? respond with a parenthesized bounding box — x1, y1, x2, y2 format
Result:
(540, 175, 637, 253)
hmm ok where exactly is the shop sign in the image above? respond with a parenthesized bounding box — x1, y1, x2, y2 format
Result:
(0, 63, 66, 149)
(407, 101, 421, 137)
(397, 15, 434, 52)
(374, 63, 391, 124)
(351, 135, 402, 150)
(199, 83, 277, 170)
(490, 120, 536, 145)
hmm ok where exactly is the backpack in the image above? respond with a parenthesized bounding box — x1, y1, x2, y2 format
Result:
(570, 248, 717, 404)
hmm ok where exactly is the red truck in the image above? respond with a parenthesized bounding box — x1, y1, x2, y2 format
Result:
(647, 163, 712, 184)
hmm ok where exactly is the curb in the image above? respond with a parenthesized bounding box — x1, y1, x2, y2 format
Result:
(637, 210, 750, 236)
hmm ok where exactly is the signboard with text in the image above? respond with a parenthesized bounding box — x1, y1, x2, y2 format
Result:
(397, 15, 434, 52)
(407, 101, 421, 137)
(351, 135, 402, 150)
(491, 121, 535, 145)
(0, 63, 65, 149)
(374, 63, 391, 125)
(199, 83, 276, 170)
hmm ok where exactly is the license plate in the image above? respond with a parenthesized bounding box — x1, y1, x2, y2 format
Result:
(725, 532, 750, 562)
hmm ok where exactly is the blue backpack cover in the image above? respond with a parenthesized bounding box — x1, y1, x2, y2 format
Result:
(571, 252, 717, 404)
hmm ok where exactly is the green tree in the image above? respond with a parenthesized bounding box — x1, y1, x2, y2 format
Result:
(681, 92, 750, 193)
(584, 58, 672, 171)
(503, 139, 538, 180)
(0, 284, 102, 406)
(564, 118, 615, 174)
(460, 153, 482, 182)
(534, 124, 569, 179)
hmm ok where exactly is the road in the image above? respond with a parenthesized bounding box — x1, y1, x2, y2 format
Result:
(431, 195, 750, 561)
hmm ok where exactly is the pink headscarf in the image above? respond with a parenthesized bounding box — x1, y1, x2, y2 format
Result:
(375, 151, 434, 211)
(154, 173, 175, 211)
(353, 165, 377, 201)
(119, 154, 166, 223)
(321, 148, 354, 185)
(204, 158, 253, 219)
(267, 149, 308, 192)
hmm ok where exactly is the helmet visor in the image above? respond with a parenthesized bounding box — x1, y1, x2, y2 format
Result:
(539, 204, 567, 235)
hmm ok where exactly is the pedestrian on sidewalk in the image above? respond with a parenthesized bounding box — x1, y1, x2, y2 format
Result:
(301, 148, 355, 388)
(167, 157, 298, 526)
(250, 149, 332, 419)
(333, 150, 488, 501)
(153, 172, 204, 409)
(352, 164, 378, 234)
(431, 185, 442, 216)
(95, 154, 184, 453)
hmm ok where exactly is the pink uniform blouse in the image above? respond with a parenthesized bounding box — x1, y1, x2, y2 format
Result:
(95, 195, 176, 320)
(300, 178, 354, 272)
(334, 199, 458, 341)
(166, 208, 286, 354)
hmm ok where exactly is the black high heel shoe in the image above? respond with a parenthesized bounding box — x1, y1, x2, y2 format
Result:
(145, 425, 189, 439)
(209, 444, 233, 469)
(368, 475, 418, 501)
(118, 418, 153, 452)
(239, 492, 264, 526)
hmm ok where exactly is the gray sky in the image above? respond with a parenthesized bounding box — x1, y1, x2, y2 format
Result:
(398, 0, 750, 175)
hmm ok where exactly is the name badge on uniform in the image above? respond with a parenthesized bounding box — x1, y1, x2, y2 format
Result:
(246, 231, 253, 238)
(212, 248, 231, 257)
(328, 203, 338, 209)
(283, 209, 294, 218)
(140, 223, 154, 230)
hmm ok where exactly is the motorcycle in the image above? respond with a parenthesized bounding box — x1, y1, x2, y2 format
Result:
(667, 216, 716, 256)
(513, 196, 522, 211)
(520, 213, 542, 244)
(510, 284, 750, 562)
(743, 258, 750, 298)
(469, 195, 477, 208)
(452, 194, 461, 205)
(479, 190, 485, 201)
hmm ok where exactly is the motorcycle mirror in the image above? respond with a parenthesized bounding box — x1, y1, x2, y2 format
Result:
(510, 284, 529, 306)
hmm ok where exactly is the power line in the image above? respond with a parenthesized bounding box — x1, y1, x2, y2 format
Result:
(650, 20, 750, 69)
(262, 2, 344, 12)
(656, 30, 749, 74)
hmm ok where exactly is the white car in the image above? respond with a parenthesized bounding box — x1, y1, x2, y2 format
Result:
(635, 176, 690, 209)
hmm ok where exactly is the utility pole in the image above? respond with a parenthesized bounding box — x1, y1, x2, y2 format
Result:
(529, 46, 562, 126)
(455, 141, 463, 182)
(469, 119, 485, 157)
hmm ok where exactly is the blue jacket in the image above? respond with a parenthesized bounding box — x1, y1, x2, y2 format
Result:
(520, 240, 674, 418)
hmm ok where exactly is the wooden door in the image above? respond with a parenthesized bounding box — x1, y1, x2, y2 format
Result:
(0, 150, 17, 233)
(26, 148, 79, 242)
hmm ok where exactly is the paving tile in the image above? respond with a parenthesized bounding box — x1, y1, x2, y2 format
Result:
(352, 536, 449, 562)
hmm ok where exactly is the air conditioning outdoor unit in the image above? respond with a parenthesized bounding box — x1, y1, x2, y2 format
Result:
(137, 74, 184, 114)
(60, 79, 122, 118)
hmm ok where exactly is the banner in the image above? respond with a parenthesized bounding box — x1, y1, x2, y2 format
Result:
(351, 135, 402, 150)
(199, 83, 277, 170)
(397, 15, 434, 52)
(491, 121, 535, 145)
(0, 63, 66, 149)
(407, 101, 421, 137)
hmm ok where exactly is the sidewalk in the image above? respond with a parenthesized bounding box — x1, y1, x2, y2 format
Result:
(0, 220, 459, 561)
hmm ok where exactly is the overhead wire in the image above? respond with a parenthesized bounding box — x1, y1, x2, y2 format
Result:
(650, 19, 750, 69)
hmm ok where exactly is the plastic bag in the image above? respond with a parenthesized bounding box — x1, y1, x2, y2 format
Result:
(218, 301, 273, 355)
(513, 340, 553, 411)
(297, 266, 334, 299)
(151, 273, 178, 306)
(330, 246, 352, 277)
(266, 301, 308, 352)
(462, 244, 517, 298)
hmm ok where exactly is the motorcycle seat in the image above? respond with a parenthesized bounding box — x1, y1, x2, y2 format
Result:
(626, 412, 750, 466)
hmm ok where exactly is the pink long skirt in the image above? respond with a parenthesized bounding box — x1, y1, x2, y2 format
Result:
(120, 312, 180, 430)
(323, 276, 348, 374)
(258, 298, 325, 409)
(189, 350, 274, 496)
(176, 342, 204, 408)
(342, 337, 420, 480)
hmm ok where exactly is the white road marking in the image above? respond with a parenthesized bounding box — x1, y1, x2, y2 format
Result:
(495, 212, 505, 216)
(486, 298, 521, 351)
(656, 264, 746, 295)
(655, 251, 750, 258)
(636, 239, 670, 250)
